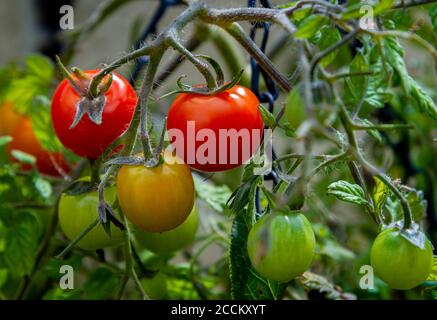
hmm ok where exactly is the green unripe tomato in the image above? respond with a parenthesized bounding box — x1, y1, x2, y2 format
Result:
(134, 206, 199, 253)
(58, 178, 124, 251)
(247, 211, 316, 282)
(141, 272, 168, 300)
(370, 228, 433, 290)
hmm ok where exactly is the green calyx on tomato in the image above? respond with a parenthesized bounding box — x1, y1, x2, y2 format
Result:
(166, 85, 264, 172)
(58, 177, 124, 251)
(116, 155, 195, 233)
(247, 210, 316, 282)
(370, 227, 433, 290)
(51, 69, 137, 159)
(134, 205, 199, 254)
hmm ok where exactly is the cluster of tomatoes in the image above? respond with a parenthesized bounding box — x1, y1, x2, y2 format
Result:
(48, 70, 264, 256)
(1, 69, 433, 292)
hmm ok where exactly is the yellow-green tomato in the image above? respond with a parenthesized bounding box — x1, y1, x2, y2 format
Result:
(141, 272, 168, 300)
(117, 156, 195, 232)
(58, 180, 124, 251)
(134, 206, 199, 253)
(247, 212, 316, 282)
(370, 228, 433, 290)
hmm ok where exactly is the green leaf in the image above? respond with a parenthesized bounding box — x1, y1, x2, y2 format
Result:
(344, 46, 393, 110)
(229, 210, 285, 300)
(318, 26, 342, 67)
(429, 4, 437, 33)
(320, 240, 356, 262)
(427, 257, 437, 282)
(227, 175, 261, 217)
(277, 2, 311, 22)
(44, 255, 82, 280)
(341, 2, 366, 20)
(383, 37, 437, 120)
(258, 104, 275, 127)
(344, 52, 369, 106)
(386, 186, 427, 223)
(357, 118, 383, 143)
(341, 0, 394, 20)
(4, 212, 42, 277)
(327, 180, 370, 207)
(0, 136, 12, 147)
(10, 150, 36, 165)
(82, 268, 119, 300)
(299, 272, 356, 300)
(410, 80, 437, 121)
(285, 85, 305, 129)
(423, 286, 437, 300)
(373, 0, 395, 15)
(384, 37, 411, 94)
(25, 55, 53, 82)
(295, 15, 329, 39)
(5, 54, 54, 114)
(33, 175, 52, 199)
(372, 176, 389, 218)
(0, 63, 21, 101)
(43, 287, 83, 300)
(31, 95, 63, 152)
(0, 268, 7, 288)
(366, 60, 393, 108)
(193, 174, 232, 213)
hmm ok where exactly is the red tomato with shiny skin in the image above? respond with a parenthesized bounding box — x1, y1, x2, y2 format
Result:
(7, 118, 70, 176)
(166, 85, 263, 172)
(51, 70, 137, 159)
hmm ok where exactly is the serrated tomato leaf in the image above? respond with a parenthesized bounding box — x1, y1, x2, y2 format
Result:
(229, 211, 285, 300)
(327, 180, 370, 207)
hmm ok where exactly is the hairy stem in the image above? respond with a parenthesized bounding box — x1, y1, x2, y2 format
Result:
(56, 219, 100, 259)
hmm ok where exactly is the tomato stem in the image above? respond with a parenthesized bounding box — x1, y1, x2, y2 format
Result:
(168, 36, 217, 90)
(55, 218, 100, 259)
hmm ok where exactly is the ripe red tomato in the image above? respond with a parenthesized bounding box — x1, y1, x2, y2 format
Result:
(166, 85, 263, 172)
(51, 70, 137, 159)
(7, 118, 70, 176)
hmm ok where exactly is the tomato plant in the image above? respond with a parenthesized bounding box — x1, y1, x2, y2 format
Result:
(51, 70, 137, 159)
(1, 0, 437, 303)
(167, 85, 264, 172)
(58, 178, 124, 251)
(134, 205, 199, 253)
(116, 156, 195, 232)
(371, 227, 433, 290)
(247, 211, 316, 282)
